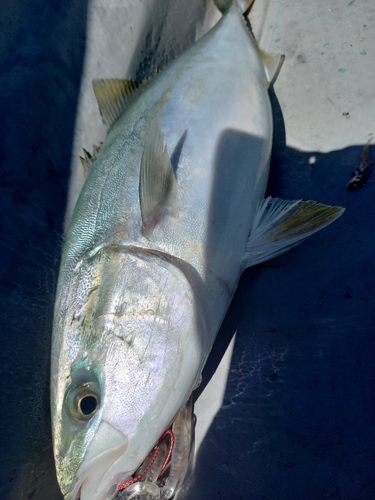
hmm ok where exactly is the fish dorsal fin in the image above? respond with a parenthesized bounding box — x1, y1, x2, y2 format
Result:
(139, 121, 177, 237)
(243, 197, 345, 268)
(80, 149, 92, 178)
(93, 79, 149, 129)
(79, 143, 102, 178)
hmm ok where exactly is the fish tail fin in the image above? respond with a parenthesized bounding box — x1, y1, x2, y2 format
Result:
(214, 0, 255, 15)
(243, 197, 345, 268)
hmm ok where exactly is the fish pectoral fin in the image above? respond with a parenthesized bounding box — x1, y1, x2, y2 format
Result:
(243, 197, 345, 268)
(139, 121, 177, 237)
(92, 78, 150, 129)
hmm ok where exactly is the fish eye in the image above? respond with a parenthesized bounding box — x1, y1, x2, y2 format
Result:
(80, 394, 97, 415)
(66, 381, 100, 421)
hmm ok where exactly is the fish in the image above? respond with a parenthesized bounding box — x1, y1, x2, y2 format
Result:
(50, 1, 345, 499)
(346, 138, 372, 190)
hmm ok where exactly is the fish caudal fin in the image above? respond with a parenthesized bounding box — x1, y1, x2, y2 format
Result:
(243, 197, 345, 268)
(139, 121, 177, 237)
(93, 78, 150, 129)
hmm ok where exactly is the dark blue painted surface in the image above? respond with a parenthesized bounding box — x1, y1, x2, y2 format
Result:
(0, 3, 374, 500)
(0, 1, 87, 498)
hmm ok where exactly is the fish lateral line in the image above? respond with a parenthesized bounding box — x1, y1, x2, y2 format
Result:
(94, 243, 209, 301)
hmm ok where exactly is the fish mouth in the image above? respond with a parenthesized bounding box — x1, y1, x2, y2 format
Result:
(65, 396, 195, 500)
(69, 471, 131, 500)
(65, 420, 131, 500)
(73, 481, 161, 500)
(68, 465, 132, 500)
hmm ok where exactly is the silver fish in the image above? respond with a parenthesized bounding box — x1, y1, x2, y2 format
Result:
(51, 1, 344, 499)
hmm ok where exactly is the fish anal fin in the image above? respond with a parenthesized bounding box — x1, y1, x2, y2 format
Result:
(243, 197, 345, 268)
(139, 121, 177, 237)
(216, 1, 283, 86)
(93, 79, 149, 129)
(242, 0, 255, 18)
(240, 3, 284, 87)
(214, 0, 254, 14)
(258, 49, 285, 87)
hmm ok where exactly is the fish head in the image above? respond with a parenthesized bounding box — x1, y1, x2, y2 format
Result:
(51, 245, 205, 500)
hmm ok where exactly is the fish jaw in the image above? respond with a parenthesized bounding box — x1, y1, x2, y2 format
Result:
(62, 420, 129, 500)
(51, 246, 206, 499)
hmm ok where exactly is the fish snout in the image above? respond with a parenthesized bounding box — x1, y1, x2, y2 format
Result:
(66, 420, 130, 500)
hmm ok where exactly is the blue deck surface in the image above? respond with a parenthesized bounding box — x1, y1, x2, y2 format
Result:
(0, 1, 87, 498)
(0, 2, 374, 499)
(187, 92, 375, 499)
